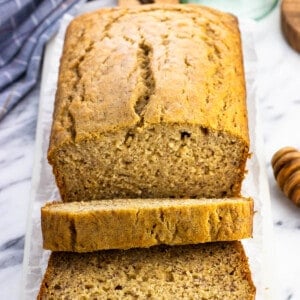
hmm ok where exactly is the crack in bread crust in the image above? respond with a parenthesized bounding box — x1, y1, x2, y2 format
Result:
(134, 39, 156, 118)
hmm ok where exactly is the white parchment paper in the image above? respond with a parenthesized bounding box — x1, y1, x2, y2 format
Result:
(21, 2, 274, 299)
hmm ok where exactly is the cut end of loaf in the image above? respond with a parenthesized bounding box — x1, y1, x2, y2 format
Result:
(38, 242, 255, 300)
(49, 124, 248, 202)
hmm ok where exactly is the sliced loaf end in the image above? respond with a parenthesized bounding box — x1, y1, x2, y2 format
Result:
(38, 242, 255, 299)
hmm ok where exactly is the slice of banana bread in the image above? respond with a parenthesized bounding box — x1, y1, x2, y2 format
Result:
(41, 198, 253, 252)
(38, 242, 255, 299)
(48, 4, 249, 202)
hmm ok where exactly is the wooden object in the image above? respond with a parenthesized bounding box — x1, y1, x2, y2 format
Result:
(281, 0, 300, 53)
(118, 0, 179, 7)
(271, 147, 300, 206)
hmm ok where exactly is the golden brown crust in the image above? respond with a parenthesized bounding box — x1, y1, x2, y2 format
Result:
(41, 198, 253, 252)
(48, 4, 248, 156)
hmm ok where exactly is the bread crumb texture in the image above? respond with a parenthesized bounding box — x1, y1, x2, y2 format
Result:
(38, 242, 255, 299)
(48, 5, 249, 201)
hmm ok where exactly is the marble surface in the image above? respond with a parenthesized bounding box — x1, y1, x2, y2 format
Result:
(0, 3, 299, 299)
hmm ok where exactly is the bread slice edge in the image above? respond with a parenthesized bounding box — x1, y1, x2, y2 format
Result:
(41, 197, 253, 252)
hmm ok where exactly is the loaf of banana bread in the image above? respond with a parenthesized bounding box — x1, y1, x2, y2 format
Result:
(48, 5, 249, 202)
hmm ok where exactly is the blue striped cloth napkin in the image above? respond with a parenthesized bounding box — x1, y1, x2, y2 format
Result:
(0, 0, 84, 120)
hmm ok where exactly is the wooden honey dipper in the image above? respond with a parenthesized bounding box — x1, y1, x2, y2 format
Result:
(271, 147, 300, 206)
